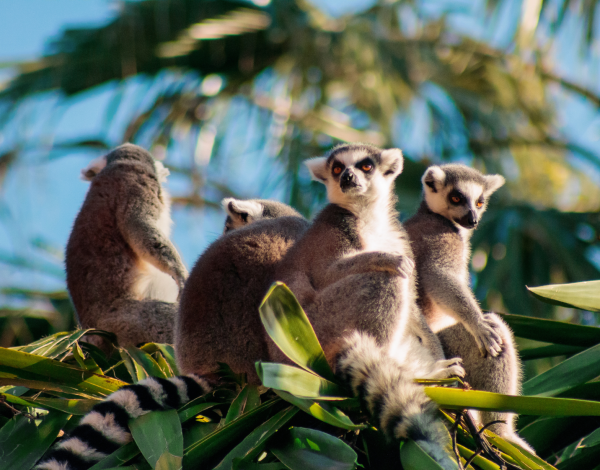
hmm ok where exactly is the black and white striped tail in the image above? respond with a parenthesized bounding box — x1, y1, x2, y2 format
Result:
(36, 374, 211, 470)
(336, 332, 456, 469)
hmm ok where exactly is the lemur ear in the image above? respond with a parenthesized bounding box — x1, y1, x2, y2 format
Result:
(80, 155, 108, 181)
(421, 166, 446, 193)
(380, 148, 404, 178)
(304, 157, 328, 183)
(483, 174, 505, 196)
(222, 198, 264, 222)
(154, 161, 170, 184)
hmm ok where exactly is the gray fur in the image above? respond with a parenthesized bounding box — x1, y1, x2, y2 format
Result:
(405, 163, 533, 451)
(274, 144, 461, 467)
(176, 199, 309, 382)
(66, 143, 187, 349)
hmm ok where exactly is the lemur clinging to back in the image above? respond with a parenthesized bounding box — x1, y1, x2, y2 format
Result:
(404, 163, 532, 452)
(176, 197, 310, 381)
(273, 143, 463, 468)
(66, 144, 188, 349)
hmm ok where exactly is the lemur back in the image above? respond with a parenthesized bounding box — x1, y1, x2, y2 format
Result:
(66, 144, 188, 348)
(176, 199, 309, 382)
(405, 164, 532, 452)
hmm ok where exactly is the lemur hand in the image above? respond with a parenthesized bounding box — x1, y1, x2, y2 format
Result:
(472, 315, 504, 357)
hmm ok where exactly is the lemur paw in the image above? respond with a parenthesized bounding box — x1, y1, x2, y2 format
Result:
(424, 358, 465, 379)
(393, 255, 415, 278)
(473, 316, 504, 357)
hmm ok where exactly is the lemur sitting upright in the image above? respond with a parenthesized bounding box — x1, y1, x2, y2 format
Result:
(273, 143, 463, 468)
(66, 144, 188, 349)
(404, 163, 533, 452)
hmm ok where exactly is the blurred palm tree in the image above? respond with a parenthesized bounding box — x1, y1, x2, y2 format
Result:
(0, 0, 599, 345)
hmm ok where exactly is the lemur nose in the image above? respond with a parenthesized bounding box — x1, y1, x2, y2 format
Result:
(342, 171, 354, 182)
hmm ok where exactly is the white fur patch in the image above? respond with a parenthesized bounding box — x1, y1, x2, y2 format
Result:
(222, 198, 263, 220)
(170, 377, 190, 404)
(154, 161, 170, 184)
(304, 157, 328, 182)
(80, 411, 131, 445)
(56, 437, 107, 461)
(107, 389, 144, 419)
(142, 377, 168, 407)
(132, 261, 179, 302)
(80, 155, 107, 181)
(35, 460, 70, 470)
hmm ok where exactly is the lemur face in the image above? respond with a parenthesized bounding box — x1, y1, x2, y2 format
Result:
(422, 164, 505, 229)
(305, 144, 404, 207)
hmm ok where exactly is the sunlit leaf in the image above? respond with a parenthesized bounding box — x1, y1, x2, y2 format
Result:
(259, 282, 336, 382)
(130, 410, 183, 469)
(528, 281, 600, 312)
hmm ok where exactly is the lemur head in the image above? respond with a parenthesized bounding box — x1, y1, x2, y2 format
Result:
(421, 164, 505, 229)
(80, 143, 170, 183)
(304, 143, 404, 208)
(222, 198, 302, 232)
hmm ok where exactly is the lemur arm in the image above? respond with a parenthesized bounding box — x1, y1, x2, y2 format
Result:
(422, 271, 503, 357)
(118, 196, 188, 296)
(322, 251, 414, 287)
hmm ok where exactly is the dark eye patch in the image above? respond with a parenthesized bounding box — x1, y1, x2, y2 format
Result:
(356, 158, 375, 173)
(332, 161, 345, 176)
(448, 190, 465, 205)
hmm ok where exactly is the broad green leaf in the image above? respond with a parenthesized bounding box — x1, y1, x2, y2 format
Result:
(274, 390, 364, 430)
(1, 392, 98, 415)
(0, 378, 100, 399)
(88, 442, 140, 470)
(519, 344, 585, 361)
(0, 347, 126, 397)
(141, 343, 179, 376)
(125, 346, 168, 379)
(269, 427, 357, 470)
(498, 313, 600, 347)
(528, 281, 600, 312)
(130, 410, 183, 469)
(178, 402, 220, 424)
(400, 439, 456, 470)
(256, 362, 347, 399)
(0, 411, 71, 470)
(155, 451, 182, 470)
(424, 387, 600, 416)
(73, 341, 103, 374)
(523, 343, 600, 396)
(225, 384, 261, 424)
(119, 348, 148, 382)
(456, 444, 501, 470)
(259, 282, 336, 382)
(214, 406, 297, 469)
(184, 398, 286, 468)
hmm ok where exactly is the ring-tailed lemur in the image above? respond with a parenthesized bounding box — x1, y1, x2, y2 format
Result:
(272, 143, 462, 468)
(67, 144, 188, 349)
(404, 164, 532, 452)
(36, 374, 211, 470)
(176, 198, 309, 382)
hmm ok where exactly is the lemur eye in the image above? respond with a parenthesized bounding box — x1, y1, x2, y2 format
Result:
(451, 195, 461, 203)
(476, 200, 484, 208)
(361, 164, 373, 172)
(332, 165, 343, 175)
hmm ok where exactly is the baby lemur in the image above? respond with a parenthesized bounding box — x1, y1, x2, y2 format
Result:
(176, 198, 310, 381)
(66, 144, 188, 348)
(405, 164, 531, 451)
(273, 144, 461, 467)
